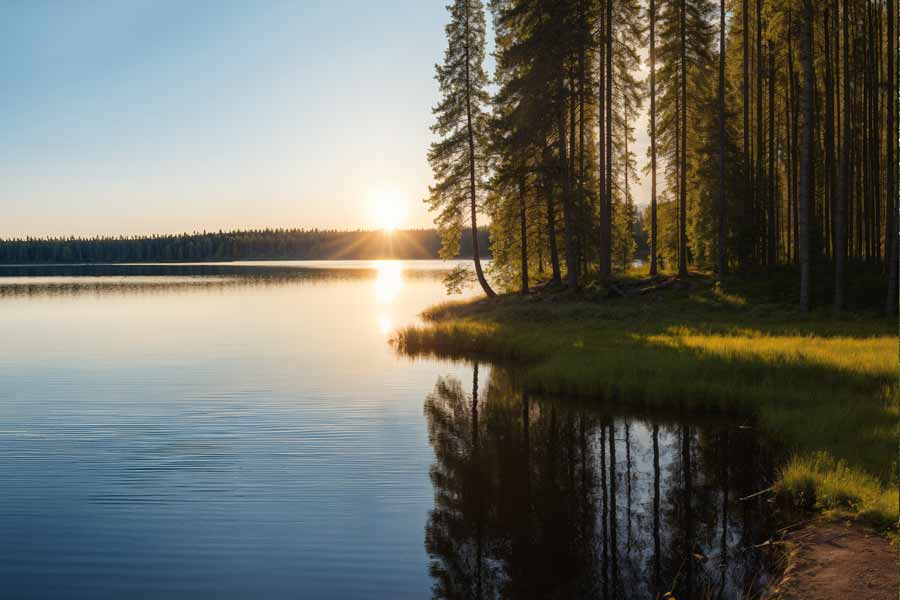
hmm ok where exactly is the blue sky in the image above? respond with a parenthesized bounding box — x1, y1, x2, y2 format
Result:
(0, 1, 453, 236)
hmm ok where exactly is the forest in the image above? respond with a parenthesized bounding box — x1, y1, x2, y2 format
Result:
(407, 0, 900, 585)
(427, 0, 898, 313)
(0, 228, 491, 263)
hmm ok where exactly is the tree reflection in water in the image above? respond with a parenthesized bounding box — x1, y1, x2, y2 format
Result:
(424, 364, 775, 599)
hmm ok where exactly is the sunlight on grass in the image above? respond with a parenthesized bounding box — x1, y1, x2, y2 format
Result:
(779, 452, 897, 528)
(394, 280, 899, 529)
(641, 328, 895, 379)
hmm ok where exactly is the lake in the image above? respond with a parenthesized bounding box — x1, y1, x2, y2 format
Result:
(0, 261, 776, 599)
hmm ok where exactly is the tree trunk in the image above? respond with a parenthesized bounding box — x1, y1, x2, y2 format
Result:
(742, 0, 750, 267)
(789, 10, 800, 263)
(678, 0, 688, 277)
(786, 78, 794, 262)
(578, 0, 588, 276)
(598, 3, 608, 278)
(519, 174, 529, 295)
(836, 0, 850, 310)
(544, 164, 562, 285)
(886, 0, 898, 314)
(604, 0, 614, 280)
(824, 2, 837, 308)
(767, 47, 776, 269)
(463, 0, 495, 298)
(756, 0, 764, 266)
(717, 0, 727, 277)
(558, 71, 578, 289)
(650, 0, 659, 276)
(799, 0, 815, 312)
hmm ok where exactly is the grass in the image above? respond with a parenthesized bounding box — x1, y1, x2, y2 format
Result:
(395, 269, 899, 530)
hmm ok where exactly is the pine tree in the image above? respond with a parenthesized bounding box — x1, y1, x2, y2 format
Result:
(428, 0, 497, 297)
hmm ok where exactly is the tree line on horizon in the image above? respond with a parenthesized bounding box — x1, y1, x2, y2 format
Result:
(0, 228, 492, 263)
(427, 0, 898, 313)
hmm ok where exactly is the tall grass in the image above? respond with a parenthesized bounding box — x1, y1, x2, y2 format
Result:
(395, 275, 899, 529)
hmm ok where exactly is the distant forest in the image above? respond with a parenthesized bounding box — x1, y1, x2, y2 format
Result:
(0, 228, 491, 263)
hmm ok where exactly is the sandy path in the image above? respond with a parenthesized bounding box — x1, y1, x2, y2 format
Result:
(774, 524, 897, 599)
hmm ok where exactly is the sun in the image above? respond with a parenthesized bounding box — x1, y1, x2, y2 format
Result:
(367, 188, 408, 232)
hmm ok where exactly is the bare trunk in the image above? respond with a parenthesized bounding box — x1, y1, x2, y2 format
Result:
(886, 0, 898, 314)
(679, 0, 688, 277)
(799, 0, 814, 311)
(756, 0, 764, 266)
(558, 72, 578, 289)
(651, 0, 659, 276)
(598, 4, 608, 278)
(717, 0, 727, 276)
(463, 1, 495, 298)
(742, 0, 750, 267)
(604, 0, 614, 280)
(824, 3, 838, 308)
(578, 0, 587, 276)
(789, 10, 800, 263)
(544, 160, 562, 284)
(836, 0, 850, 309)
(520, 175, 528, 295)
(767, 48, 776, 268)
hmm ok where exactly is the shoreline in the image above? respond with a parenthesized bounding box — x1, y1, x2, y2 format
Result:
(394, 275, 898, 531)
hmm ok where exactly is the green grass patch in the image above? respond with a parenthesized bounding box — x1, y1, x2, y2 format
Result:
(395, 272, 899, 529)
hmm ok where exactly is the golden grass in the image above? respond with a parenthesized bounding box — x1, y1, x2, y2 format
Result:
(394, 275, 899, 529)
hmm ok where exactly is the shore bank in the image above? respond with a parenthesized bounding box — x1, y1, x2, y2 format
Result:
(394, 274, 898, 530)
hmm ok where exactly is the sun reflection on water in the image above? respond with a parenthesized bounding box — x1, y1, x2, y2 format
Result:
(374, 261, 403, 305)
(377, 314, 393, 335)
(374, 261, 403, 334)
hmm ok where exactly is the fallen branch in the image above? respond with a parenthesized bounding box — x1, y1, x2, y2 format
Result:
(740, 486, 774, 501)
(637, 277, 678, 295)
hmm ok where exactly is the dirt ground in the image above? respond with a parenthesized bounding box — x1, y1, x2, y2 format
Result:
(773, 523, 897, 599)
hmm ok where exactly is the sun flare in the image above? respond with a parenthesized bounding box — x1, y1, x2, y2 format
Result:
(367, 188, 408, 232)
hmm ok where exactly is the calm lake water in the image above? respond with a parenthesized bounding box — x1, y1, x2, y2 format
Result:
(0, 261, 775, 599)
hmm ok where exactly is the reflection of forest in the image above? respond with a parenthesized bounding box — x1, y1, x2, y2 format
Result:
(0, 264, 445, 299)
(424, 365, 776, 599)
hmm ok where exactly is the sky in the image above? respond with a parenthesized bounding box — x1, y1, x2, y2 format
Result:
(1, 1, 651, 238)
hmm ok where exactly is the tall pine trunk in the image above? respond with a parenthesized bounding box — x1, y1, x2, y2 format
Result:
(598, 4, 608, 278)
(604, 0, 614, 280)
(650, 0, 659, 276)
(798, 0, 814, 311)
(558, 71, 578, 289)
(756, 0, 764, 266)
(886, 0, 898, 314)
(544, 154, 562, 284)
(578, 0, 587, 275)
(836, 0, 850, 309)
(767, 48, 776, 268)
(463, 0, 495, 298)
(717, 0, 727, 276)
(678, 0, 688, 277)
(742, 0, 750, 267)
(824, 2, 838, 309)
(519, 175, 529, 294)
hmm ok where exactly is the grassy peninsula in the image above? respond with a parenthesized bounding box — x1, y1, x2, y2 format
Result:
(396, 270, 898, 530)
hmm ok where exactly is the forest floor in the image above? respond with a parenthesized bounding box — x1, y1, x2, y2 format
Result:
(393, 268, 898, 530)
(773, 521, 897, 599)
